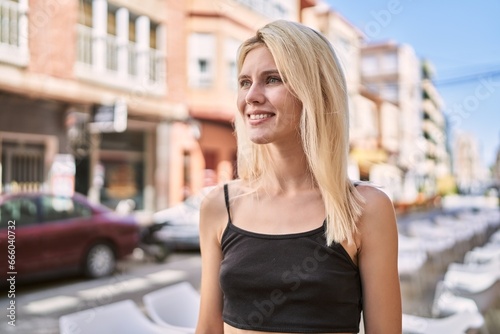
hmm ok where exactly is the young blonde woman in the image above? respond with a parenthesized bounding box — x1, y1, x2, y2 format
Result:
(196, 20, 402, 334)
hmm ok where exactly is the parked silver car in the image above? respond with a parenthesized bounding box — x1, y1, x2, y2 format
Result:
(152, 187, 214, 250)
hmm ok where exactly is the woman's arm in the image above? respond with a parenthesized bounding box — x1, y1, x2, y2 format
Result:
(196, 186, 227, 334)
(357, 185, 402, 334)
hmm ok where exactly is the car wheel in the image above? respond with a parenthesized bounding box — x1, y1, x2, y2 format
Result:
(152, 243, 171, 263)
(84, 243, 116, 278)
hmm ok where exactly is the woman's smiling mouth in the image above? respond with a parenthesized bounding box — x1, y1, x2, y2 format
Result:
(249, 113, 274, 120)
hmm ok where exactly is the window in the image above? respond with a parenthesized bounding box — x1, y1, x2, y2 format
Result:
(234, 0, 290, 19)
(107, 6, 117, 36)
(149, 21, 157, 49)
(361, 55, 377, 75)
(0, 0, 29, 66)
(198, 59, 208, 73)
(0, 198, 38, 227)
(1, 141, 45, 193)
(225, 38, 240, 90)
(128, 13, 137, 43)
(78, 0, 92, 27)
(337, 37, 351, 57)
(365, 83, 379, 94)
(105, 6, 119, 72)
(99, 131, 145, 210)
(382, 53, 397, 73)
(100, 161, 144, 210)
(381, 84, 398, 102)
(40, 196, 91, 222)
(189, 33, 215, 88)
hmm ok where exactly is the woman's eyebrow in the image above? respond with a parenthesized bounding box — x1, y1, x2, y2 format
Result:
(237, 74, 250, 81)
(261, 69, 280, 76)
(238, 69, 280, 80)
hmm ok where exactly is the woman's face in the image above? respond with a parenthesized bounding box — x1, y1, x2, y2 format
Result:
(237, 46, 302, 145)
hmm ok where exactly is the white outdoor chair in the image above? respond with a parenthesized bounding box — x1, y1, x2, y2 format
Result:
(434, 215, 477, 260)
(398, 234, 428, 276)
(447, 260, 500, 277)
(398, 234, 428, 293)
(490, 230, 500, 243)
(59, 299, 179, 334)
(143, 281, 200, 333)
(402, 311, 484, 334)
(464, 245, 500, 264)
(431, 280, 479, 318)
(443, 267, 500, 313)
(406, 221, 456, 270)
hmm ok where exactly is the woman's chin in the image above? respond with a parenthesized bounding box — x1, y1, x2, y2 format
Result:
(249, 136, 272, 145)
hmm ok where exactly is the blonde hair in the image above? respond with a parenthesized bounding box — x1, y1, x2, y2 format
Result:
(235, 20, 364, 245)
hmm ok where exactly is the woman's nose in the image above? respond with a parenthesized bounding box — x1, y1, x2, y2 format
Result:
(245, 83, 265, 105)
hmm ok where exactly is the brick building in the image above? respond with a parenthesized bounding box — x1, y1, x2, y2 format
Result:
(0, 0, 188, 211)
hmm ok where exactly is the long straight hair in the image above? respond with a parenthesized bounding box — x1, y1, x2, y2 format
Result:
(235, 20, 364, 245)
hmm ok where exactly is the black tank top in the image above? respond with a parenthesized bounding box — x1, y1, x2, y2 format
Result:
(219, 184, 362, 333)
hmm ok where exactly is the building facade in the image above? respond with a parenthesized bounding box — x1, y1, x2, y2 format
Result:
(421, 60, 453, 196)
(0, 0, 190, 211)
(453, 132, 489, 194)
(360, 40, 423, 204)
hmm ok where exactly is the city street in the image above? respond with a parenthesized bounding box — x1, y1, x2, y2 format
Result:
(0, 252, 202, 334)
(0, 0, 498, 332)
(2, 205, 499, 334)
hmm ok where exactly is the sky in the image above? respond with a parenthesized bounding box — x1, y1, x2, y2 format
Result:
(324, 0, 500, 169)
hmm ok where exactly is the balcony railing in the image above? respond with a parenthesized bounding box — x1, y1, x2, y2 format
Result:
(0, 0, 19, 46)
(149, 48, 165, 84)
(76, 24, 165, 92)
(105, 34, 118, 72)
(0, 0, 28, 66)
(127, 43, 137, 77)
(77, 25, 93, 65)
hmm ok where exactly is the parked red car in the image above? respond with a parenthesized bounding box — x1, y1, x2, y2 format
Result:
(0, 192, 139, 282)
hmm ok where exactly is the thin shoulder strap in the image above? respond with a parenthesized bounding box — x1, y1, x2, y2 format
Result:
(223, 183, 232, 222)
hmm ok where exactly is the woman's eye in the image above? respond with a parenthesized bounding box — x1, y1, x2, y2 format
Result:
(267, 77, 281, 84)
(239, 80, 251, 88)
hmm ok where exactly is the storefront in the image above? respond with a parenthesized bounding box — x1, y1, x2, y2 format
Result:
(98, 130, 148, 210)
(0, 92, 207, 212)
(78, 106, 160, 212)
(0, 93, 66, 194)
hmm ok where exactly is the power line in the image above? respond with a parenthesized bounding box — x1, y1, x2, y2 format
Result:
(434, 69, 500, 86)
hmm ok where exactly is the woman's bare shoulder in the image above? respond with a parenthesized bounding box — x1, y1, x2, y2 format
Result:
(354, 183, 396, 230)
(354, 182, 394, 213)
(199, 180, 245, 238)
(200, 184, 226, 218)
(354, 183, 398, 249)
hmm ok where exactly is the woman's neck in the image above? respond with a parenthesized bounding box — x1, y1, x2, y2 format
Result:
(260, 145, 316, 194)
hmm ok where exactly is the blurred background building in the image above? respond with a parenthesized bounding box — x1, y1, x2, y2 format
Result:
(0, 0, 492, 213)
(0, 0, 189, 213)
(453, 132, 490, 194)
(420, 60, 453, 197)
